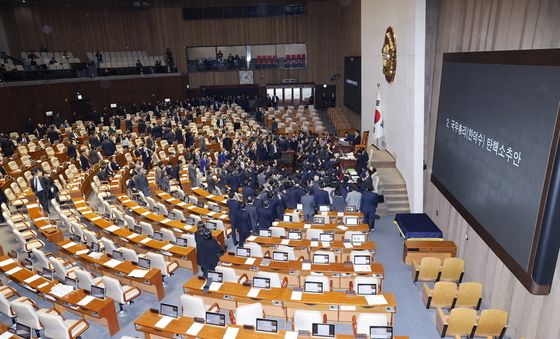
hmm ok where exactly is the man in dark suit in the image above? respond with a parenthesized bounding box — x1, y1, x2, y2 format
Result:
(285, 182, 304, 209)
(101, 137, 116, 157)
(234, 202, 252, 247)
(133, 168, 150, 197)
(356, 149, 369, 176)
(0, 134, 14, 157)
(244, 197, 258, 233)
(194, 223, 223, 278)
(257, 200, 274, 230)
(226, 192, 241, 245)
(79, 151, 90, 171)
(67, 141, 77, 159)
(360, 186, 379, 230)
(313, 183, 330, 209)
(300, 188, 315, 222)
(30, 169, 50, 213)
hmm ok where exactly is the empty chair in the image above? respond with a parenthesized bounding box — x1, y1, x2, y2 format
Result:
(31, 248, 54, 272)
(145, 252, 178, 277)
(413, 257, 442, 282)
(7, 220, 35, 240)
(269, 226, 286, 238)
(472, 309, 508, 339)
(14, 230, 44, 256)
(74, 268, 103, 291)
(179, 234, 196, 248)
(343, 230, 364, 241)
(100, 237, 118, 255)
(38, 311, 90, 339)
(50, 157, 60, 168)
(422, 281, 457, 309)
(139, 221, 154, 236)
(160, 228, 176, 243)
(146, 197, 156, 210)
(436, 307, 477, 338)
(101, 276, 141, 314)
(121, 248, 139, 263)
(275, 245, 297, 261)
(155, 202, 168, 216)
(439, 258, 465, 283)
(49, 257, 77, 280)
(353, 313, 389, 336)
(244, 242, 263, 257)
(454, 282, 483, 309)
(229, 302, 263, 326)
(255, 271, 286, 288)
(306, 228, 322, 240)
(351, 275, 380, 294)
(293, 309, 323, 332)
(83, 230, 100, 247)
(124, 215, 136, 230)
(10, 301, 57, 337)
(215, 266, 248, 283)
(348, 250, 372, 264)
(179, 294, 220, 319)
(304, 276, 331, 292)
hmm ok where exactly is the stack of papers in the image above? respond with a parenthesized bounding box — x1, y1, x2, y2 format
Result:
(223, 327, 239, 339)
(88, 252, 103, 260)
(162, 244, 174, 250)
(284, 331, 298, 339)
(106, 225, 120, 232)
(128, 269, 148, 278)
(0, 332, 14, 339)
(103, 259, 122, 268)
(61, 242, 77, 249)
(343, 242, 353, 249)
(5, 267, 22, 276)
(77, 295, 95, 306)
(140, 238, 151, 244)
(353, 265, 372, 273)
(49, 284, 73, 297)
(208, 282, 222, 292)
(247, 288, 260, 298)
(244, 258, 256, 265)
(290, 291, 303, 301)
(76, 249, 89, 255)
(24, 275, 41, 284)
(154, 316, 174, 329)
(281, 239, 290, 245)
(301, 263, 312, 271)
(247, 236, 257, 242)
(185, 322, 204, 336)
(364, 295, 388, 306)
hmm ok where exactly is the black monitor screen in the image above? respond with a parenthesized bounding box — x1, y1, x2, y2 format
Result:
(206, 222, 217, 230)
(186, 217, 195, 225)
(91, 285, 105, 299)
(236, 247, 251, 257)
(206, 311, 225, 326)
(65, 277, 77, 290)
(353, 255, 371, 265)
(15, 323, 31, 339)
(154, 231, 163, 241)
(256, 318, 278, 333)
(134, 226, 142, 234)
(313, 253, 330, 264)
(259, 229, 272, 237)
(304, 281, 323, 293)
(370, 326, 393, 339)
(176, 237, 189, 247)
(344, 56, 361, 114)
(41, 268, 53, 280)
(288, 231, 302, 240)
(357, 283, 377, 295)
(91, 242, 100, 253)
(138, 257, 151, 269)
(253, 277, 270, 289)
(160, 303, 179, 318)
(319, 233, 334, 242)
(112, 250, 124, 261)
(272, 251, 288, 262)
(312, 323, 335, 337)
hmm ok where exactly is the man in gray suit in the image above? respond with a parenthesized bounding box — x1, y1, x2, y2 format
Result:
(345, 184, 362, 211)
(300, 187, 315, 223)
(188, 161, 199, 187)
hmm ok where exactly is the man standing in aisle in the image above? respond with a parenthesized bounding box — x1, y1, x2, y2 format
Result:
(30, 169, 50, 213)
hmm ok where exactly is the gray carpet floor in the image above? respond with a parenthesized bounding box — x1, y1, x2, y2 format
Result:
(0, 212, 444, 338)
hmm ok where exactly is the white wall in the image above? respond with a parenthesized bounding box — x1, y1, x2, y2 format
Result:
(361, 0, 425, 212)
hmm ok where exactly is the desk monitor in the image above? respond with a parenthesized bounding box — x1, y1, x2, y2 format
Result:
(206, 221, 217, 230)
(357, 283, 377, 295)
(207, 270, 223, 283)
(259, 229, 272, 238)
(351, 233, 367, 244)
(91, 242, 101, 253)
(164, 98, 171, 103)
(346, 206, 357, 212)
(296, 204, 303, 210)
(186, 217, 196, 225)
(70, 234, 82, 243)
(304, 281, 323, 293)
(138, 257, 151, 269)
(110, 103, 117, 108)
(312, 323, 335, 337)
(319, 205, 330, 212)
(353, 255, 371, 265)
(288, 231, 302, 240)
(205, 311, 225, 326)
(283, 214, 293, 222)
(319, 233, 334, 242)
(176, 237, 189, 247)
(314, 217, 326, 224)
(253, 277, 271, 289)
(134, 226, 143, 234)
(160, 303, 179, 318)
(14, 323, 31, 339)
(65, 277, 78, 290)
(197, 201, 205, 208)
(370, 326, 393, 339)
(256, 318, 278, 333)
(345, 216, 359, 226)
(153, 231, 164, 241)
(236, 247, 251, 257)
(91, 285, 105, 299)
(313, 253, 330, 264)
(210, 204, 221, 212)
(41, 268, 53, 280)
(272, 251, 289, 262)
(112, 250, 124, 261)
(45, 111, 53, 117)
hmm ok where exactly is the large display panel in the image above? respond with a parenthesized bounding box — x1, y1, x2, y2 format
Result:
(343, 56, 361, 114)
(431, 49, 560, 294)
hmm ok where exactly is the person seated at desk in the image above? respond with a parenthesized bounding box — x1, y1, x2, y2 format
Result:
(195, 222, 224, 279)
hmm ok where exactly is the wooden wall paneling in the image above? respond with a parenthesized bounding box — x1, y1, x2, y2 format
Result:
(424, 1, 560, 338)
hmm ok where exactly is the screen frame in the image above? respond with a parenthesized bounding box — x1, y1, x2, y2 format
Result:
(431, 49, 560, 295)
(370, 325, 393, 339)
(252, 276, 271, 289)
(304, 281, 323, 293)
(272, 251, 288, 262)
(236, 247, 251, 257)
(312, 323, 335, 337)
(91, 285, 105, 299)
(207, 270, 223, 283)
(138, 257, 151, 269)
(160, 303, 179, 318)
(205, 311, 226, 326)
(256, 318, 278, 333)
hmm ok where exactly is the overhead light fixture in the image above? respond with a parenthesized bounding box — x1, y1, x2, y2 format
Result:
(323, 84, 327, 88)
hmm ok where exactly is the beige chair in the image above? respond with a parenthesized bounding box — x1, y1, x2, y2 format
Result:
(439, 258, 465, 283)
(352, 313, 389, 336)
(229, 302, 263, 326)
(472, 309, 508, 339)
(422, 281, 457, 309)
(454, 282, 483, 309)
(101, 276, 141, 315)
(179, 294, 220, 319)
(413, 257, 441, 282)
(436, 307, 477, 338)
(293, 309, 323, 332)
(38, 311, 90, 339)
(145, 252, 179, 278)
